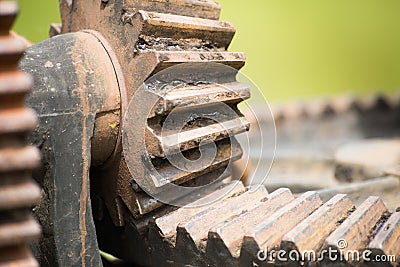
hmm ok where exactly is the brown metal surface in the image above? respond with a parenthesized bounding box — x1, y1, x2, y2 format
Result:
(123, 0, 221, 20)
(0, 1, 41, 266)
(368, 211, 400, 265)
(240, 191, 323, 266)
(205, 188, 293, 266)
(23, 1, 398, 266)
(57, 0, 252, 227)
(281, 194, 355, 256)
(147, 185, 400, 267)
(21, 30, 122, 266)
(176, 186, 268, 250)
(324, 196, 389, 253)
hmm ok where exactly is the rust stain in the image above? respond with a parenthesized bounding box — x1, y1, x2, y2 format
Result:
(73, 42, 89, 267)
(79, 113, 88, 267)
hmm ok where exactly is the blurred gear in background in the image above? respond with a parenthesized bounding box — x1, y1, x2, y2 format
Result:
(0, 1, 41, 266)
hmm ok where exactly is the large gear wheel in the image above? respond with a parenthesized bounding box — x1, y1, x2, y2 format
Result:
(17, 0, 400, 266)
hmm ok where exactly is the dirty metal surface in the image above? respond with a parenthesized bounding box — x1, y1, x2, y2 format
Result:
(21, 31, 121, 267)
(206, 188, 294, 266)
(148, 184, 400, 267)
(0, 1, 41, 266)
(57, 0, 251, 236)
(23, 0, 400, 266)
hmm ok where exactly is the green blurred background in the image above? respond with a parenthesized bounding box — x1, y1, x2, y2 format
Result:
(13, 0, 400, 102)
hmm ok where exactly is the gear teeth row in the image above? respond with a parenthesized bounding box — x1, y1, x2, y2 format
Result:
(207, 188, 294, 262)
(59, 0, 251, 219)
(239, 191, 323, 265)
(260, 94, 400, 184)
(271, 93, 400, 123)
(0, 1, 41, 266)
(149, 183, 400, 267)
(115, 1, 249, 216)
(135, 30, 248, 192)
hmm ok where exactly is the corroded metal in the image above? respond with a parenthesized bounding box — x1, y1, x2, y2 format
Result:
(148, 185, 400, 267)
(21, 31, 121, 267)
(206, 188, 294, 266)
(54, 0, 251, 228)
(23, 0, 250, 264)
(281, 194, 355, 258)
(0, 1, 41, 266)
(20, 0, 400, 266)
(368, 211, 400, 266)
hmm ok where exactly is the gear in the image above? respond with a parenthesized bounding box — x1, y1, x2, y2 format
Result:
(16, 0, 400, 266)
(0, 1, 41, 266)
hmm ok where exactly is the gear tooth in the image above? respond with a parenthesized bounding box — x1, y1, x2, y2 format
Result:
(206, 188, 294, 265)
(330, 95, 359, 114)
(0, 245, 39, 267)
(280, 101, 308, 121)
(368, 211, 400, 260)
(0, 178, 41, 210)
(137, 10, 235, 50)
(0, 36, 27, 71)
(149, 181, 246, 264)
(0, 213, 41, 248)
(0, 72, 33, 96)
(174, 186, 268, 265)
(0, 1, 18, 33)
(372, 94, 392, 110)
(124, 0, 221, 20)
(154, 181, 245, 240)
(280, 194, 354, 264)
(0, 146, 40, 173)
(324, 197, 388, 255)
(49, 23, 62, 37)
(239, 191, 322, 266)
(0, 108, 38, 135)
(305, 99, 335, 118)
(148, 139, 242, 187)
(270, 104, 285, 123)
(355, 93, 390, 111)
(149, 82, 250, 118)
(147, 51, 245, 74)
(148, 114, 249, 158)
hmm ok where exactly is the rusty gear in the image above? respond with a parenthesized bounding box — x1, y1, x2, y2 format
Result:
(17, 0, 400, 266)
(0, 1, 41, 267)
